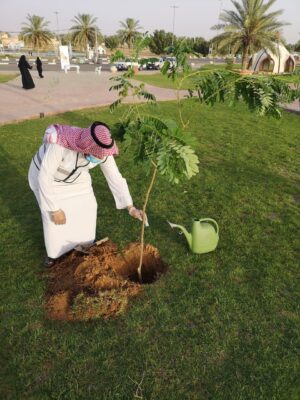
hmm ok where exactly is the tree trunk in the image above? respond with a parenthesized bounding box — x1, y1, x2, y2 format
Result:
(137, 163, 158, 282)
(242, 45, 250, 71)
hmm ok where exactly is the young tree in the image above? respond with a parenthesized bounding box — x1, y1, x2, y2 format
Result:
(211, 0, 287, 70)
(149, 30, 174, 55)
(20, 14, 53, 52)
(70, 14, 99, 51)
(118, 18, 142, 49)
(110, 70, 199, 281)
(109, 38, 298, 281)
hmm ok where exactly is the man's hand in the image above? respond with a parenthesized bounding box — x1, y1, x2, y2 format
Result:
(128, 206, 149, 227)
(50, 209, 66, 225)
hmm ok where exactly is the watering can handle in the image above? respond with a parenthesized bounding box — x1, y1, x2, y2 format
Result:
(200, 218, 219, 235)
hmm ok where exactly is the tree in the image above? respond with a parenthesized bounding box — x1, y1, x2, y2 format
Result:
(110, 70, 199, 281)
(211, 0, 287, 70)
(209, 35, 229, 56)
(118, 18, 142, 48)
(180, 37, 210, 56)
(294, 40, 300, 52)
(149, 30, 174, 55)
(60, 32, 73, 46)
(20, 14, 53, 51)
(109, 38, 298, 281)
(191, 37, 210, 56)
(70, 14, 99, 51)
(104, 35, 120, 51)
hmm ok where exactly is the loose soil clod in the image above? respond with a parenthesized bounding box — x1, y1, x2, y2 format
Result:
(45, 240, 167, 321)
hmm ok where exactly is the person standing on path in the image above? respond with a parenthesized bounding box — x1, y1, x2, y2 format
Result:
(28, 121, 147, 267)
(35, 57, 44, 78)
(18, 55, 35, 89)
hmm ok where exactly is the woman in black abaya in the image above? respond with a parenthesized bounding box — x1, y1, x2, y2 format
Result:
(36, 57, 44, 78)
(18, 55, 35, 89)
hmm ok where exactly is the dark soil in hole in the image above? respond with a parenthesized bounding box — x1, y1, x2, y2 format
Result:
(45, 240, 167, 321)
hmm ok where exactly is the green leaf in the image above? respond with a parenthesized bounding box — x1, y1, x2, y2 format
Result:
(109, 99, 122, 112)
(161, 61, 170, 75)
(191, 70, 295, 118)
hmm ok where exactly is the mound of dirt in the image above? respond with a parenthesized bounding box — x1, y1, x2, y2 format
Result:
(45, 240, 167, 321)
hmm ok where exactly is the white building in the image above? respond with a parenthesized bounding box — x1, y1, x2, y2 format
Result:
(8, 41, 24, 50)
(249, 43, 296, 74)
(97, 45, 106, 55)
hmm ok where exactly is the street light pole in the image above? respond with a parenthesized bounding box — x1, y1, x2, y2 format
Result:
(215, 0, 224, 56)
(94, 27, 98, 64)
(54, 11, 60, 45)
(218, 0, 223, 23)
(171, 5, 179, 48)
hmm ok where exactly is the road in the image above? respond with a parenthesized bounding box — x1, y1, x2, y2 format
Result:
(0, 58, 229, 73)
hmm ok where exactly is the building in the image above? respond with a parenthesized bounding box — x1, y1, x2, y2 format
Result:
(249, 43, 296, 74)
(0, 33, 24, 50)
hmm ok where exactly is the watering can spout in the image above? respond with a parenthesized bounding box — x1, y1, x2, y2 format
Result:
(167, 221, 192, 249)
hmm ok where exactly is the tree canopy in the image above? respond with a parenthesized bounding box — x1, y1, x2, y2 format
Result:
(20, 14, 53, 50)
(70, 14, 100, 50)
(211, 0, 287, 69)
(104, 35, 120, 51)
(149, 30, 174, 55)
(118, 18, 142, 48)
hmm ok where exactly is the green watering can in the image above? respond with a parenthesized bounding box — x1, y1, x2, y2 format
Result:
(168, 218, 219, 254)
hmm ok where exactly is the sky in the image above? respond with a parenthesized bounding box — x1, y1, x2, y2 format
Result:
(1, 0, 299, 43)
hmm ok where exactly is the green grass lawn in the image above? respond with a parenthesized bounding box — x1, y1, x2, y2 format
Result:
(0, 100, 299, 399)
(0, 73, 19, 83)
(134, 71, 190, 89)
(276, 73, 300, 84)
(134, 65, 232, 89)
(134, 65, 300, 89)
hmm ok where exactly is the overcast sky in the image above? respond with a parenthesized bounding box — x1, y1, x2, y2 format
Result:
(1, 0, 299, 43)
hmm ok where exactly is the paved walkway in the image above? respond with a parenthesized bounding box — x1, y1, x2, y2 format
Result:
(0, 70, 299, 124)
(283, 99, 300, 114)
(0, 71, 179, 125)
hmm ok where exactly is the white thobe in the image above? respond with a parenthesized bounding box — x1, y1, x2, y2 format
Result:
(28, 143, 133, 258)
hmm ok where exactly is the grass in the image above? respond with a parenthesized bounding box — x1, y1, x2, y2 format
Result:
(134, 71, 191, 89)
(275, 71, 300, 84)
(0, 100, 300, 399)
(0, 73, 19, 83)
(134, 65, 300, 89)
(134, 65, 232, 89)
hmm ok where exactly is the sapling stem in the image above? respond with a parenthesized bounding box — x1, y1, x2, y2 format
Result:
(137, 162, 158, 282)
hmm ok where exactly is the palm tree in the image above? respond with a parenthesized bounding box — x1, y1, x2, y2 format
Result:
(212, 0, 287, 70)
(70, 14, 99, 51)
(118, 18, 142, 48)
(20, 14, 53, 52)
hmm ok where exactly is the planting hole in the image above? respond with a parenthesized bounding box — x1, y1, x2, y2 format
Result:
(45, 240, 167, 321)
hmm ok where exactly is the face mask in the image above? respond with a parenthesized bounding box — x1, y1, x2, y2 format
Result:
(86, 154, 102, 164)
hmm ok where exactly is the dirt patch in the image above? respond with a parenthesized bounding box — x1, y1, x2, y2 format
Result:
(45, 240, 167, 321)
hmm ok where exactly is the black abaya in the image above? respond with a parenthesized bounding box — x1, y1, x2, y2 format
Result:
(18, 55, 35, 89)
(36, 57, 44, 78)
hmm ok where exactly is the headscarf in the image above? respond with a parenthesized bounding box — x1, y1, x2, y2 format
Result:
(18, 55, 28, 68)
(44, 122, 119, 159)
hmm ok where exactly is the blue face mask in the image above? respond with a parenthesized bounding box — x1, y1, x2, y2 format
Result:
(86, 154, 102, 164)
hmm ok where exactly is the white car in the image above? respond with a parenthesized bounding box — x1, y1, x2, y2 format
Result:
(115, 60, 140, 71)
(159, 57, 177, 69)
